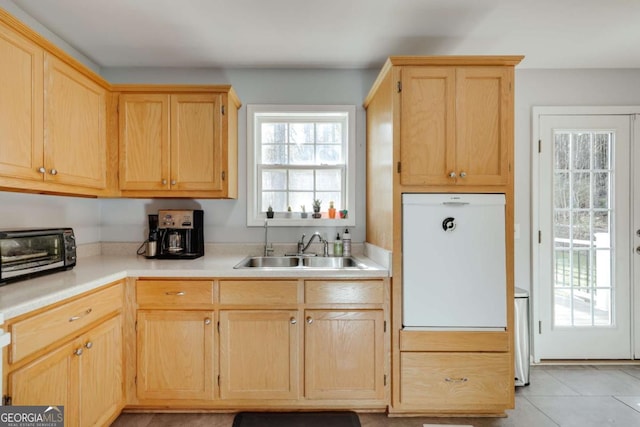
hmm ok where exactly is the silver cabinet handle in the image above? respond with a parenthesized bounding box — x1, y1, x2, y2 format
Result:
(459, 171, 467, 178)
(74, 348, 83, 356)
(38, 167, 46, 174)
(171, 179, 177, 185)
(69, 308, 92, 322)
(85, 341, 93, 349)
(445, 377, 468, 383)
(306, 316, 313, 324)
(204, 318, 212, 325)
(165, 291, 185, 296)
(290, 317, 297, 325)
(162, 179, 167, 185)
(448, 171, 457, 178)
(50, 168, 58, 175)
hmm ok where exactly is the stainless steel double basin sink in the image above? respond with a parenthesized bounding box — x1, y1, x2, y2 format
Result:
(233, 255, 366, 269)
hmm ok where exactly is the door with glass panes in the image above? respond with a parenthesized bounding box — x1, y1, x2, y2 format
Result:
(536, 114, 631, 359)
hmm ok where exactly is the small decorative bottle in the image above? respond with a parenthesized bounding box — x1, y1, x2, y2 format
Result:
(328, 201, 336, 219)
(333, 232, 343, 256)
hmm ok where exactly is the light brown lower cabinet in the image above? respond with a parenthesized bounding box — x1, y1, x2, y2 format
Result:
(400, 352, 511, 411)
(8, 315, 123, 427)
(305, 310, 385, 400)
(136, 310, 215, 401)
(218, 310, 299, 400)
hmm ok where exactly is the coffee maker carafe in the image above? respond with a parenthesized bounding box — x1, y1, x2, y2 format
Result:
(157, 209, 204, 259)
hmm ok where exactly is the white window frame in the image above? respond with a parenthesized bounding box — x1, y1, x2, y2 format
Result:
(247, 104, 356, 227)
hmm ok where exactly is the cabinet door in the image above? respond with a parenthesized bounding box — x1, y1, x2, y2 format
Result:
(456, 66, 512, 186)
(119, 94, 170, 190)
(305, 310, 384, 400)
(170, 94, 223, 191)
(219, 310, 299, 400)
(8, 342, 75, 422)
(44, 53, 106, 189)
(400, 66, 456, 186)
(0, 24, 44, 181)
(79, 316, 123, 427)
(137, 310, 214, 400)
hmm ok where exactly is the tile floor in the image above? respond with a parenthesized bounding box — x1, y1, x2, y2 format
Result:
(111, 365, 640, 427)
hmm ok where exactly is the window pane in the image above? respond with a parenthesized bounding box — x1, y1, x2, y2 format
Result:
(594, 133, 611, 170)
(572, 133, 591, 169)
(593, 172, 609, 209)
(289, 123, 314, 144)
(572, 212, 591, 241)
(554, 211, 570, 242)
(316, 169, 342, 191)
(262, 170, 287, 191)
(317, 122, 342, 143)
(554, 172, 570, 209)
(262, 145, 287, 164)
(555, 133, 570, 170)
(317, 145, 342, 163)
(289, 170, 314, 190)
(290, 192, 314, 212)
(262, 191, 287, 212)
(262, 123, 287, 143)
(572, 172, 590, 208)
(289, 145, 315, 165)
(316, 192, 341, 210)
(593, 289, 612, 326)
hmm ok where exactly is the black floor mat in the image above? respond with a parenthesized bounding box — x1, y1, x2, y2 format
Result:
(232, 411, 361, 427)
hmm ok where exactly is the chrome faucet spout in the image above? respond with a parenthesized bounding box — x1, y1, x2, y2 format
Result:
(300, 232, 326, 256)
(264, 219, 273, 256)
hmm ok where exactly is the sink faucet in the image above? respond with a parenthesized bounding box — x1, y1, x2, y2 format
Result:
(298, 232, 329, 257)
(264, 219, 274, 256)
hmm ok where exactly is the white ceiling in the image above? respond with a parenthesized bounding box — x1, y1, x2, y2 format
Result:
(10, 0, 640, 69)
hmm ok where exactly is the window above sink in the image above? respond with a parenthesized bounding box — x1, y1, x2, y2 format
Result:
(246, 104, 356, 227)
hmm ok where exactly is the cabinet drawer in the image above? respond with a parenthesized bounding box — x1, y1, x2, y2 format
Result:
(219, 280, 298, 305)
(136, 280, 214, 307)
(10, 282, 123, 363)
(400, 352, 511, 409)
(305, 280, 384, 304)
(400, 330, 509, 352)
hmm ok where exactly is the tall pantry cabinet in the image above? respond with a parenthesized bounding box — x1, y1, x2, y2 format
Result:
(364, 56, 523, 415)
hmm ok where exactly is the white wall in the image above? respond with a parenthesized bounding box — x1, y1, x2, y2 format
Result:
(100, 67, 379, 245)
(514, 68, 640, 293)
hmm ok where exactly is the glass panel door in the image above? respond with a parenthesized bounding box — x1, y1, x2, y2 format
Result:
(537, 115, 631, 359)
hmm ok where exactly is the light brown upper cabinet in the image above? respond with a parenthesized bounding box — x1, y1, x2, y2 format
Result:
(0, 22, 44, 182)
(399, 65, 513, 187)
(0, 15, 110, 196)
(44, 53, 107, 189)
(117, 87, 240, 198)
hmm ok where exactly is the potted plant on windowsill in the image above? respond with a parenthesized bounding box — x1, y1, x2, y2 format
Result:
(300, 205, 308, 218)
(312, 199, 322, 219)
(266, 205, 274, 218)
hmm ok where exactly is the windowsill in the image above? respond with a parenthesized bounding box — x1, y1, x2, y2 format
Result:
(248, 217, 356, 227)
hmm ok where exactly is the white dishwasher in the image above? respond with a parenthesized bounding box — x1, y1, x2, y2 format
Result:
(402, 193, 507, 329)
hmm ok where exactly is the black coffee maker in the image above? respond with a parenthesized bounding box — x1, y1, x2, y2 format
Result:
(156, 209, 205, 259)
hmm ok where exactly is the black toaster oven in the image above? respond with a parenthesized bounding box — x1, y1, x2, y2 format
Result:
(0, 228, 77, 284)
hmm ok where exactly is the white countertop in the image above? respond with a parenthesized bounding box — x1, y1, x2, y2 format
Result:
(0, 252, 388, 320)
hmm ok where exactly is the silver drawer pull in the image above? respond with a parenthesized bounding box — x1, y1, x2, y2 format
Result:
(165, 291, 185, 296)
(69, 308, 92, 322)
(445, 377, 468, 383)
